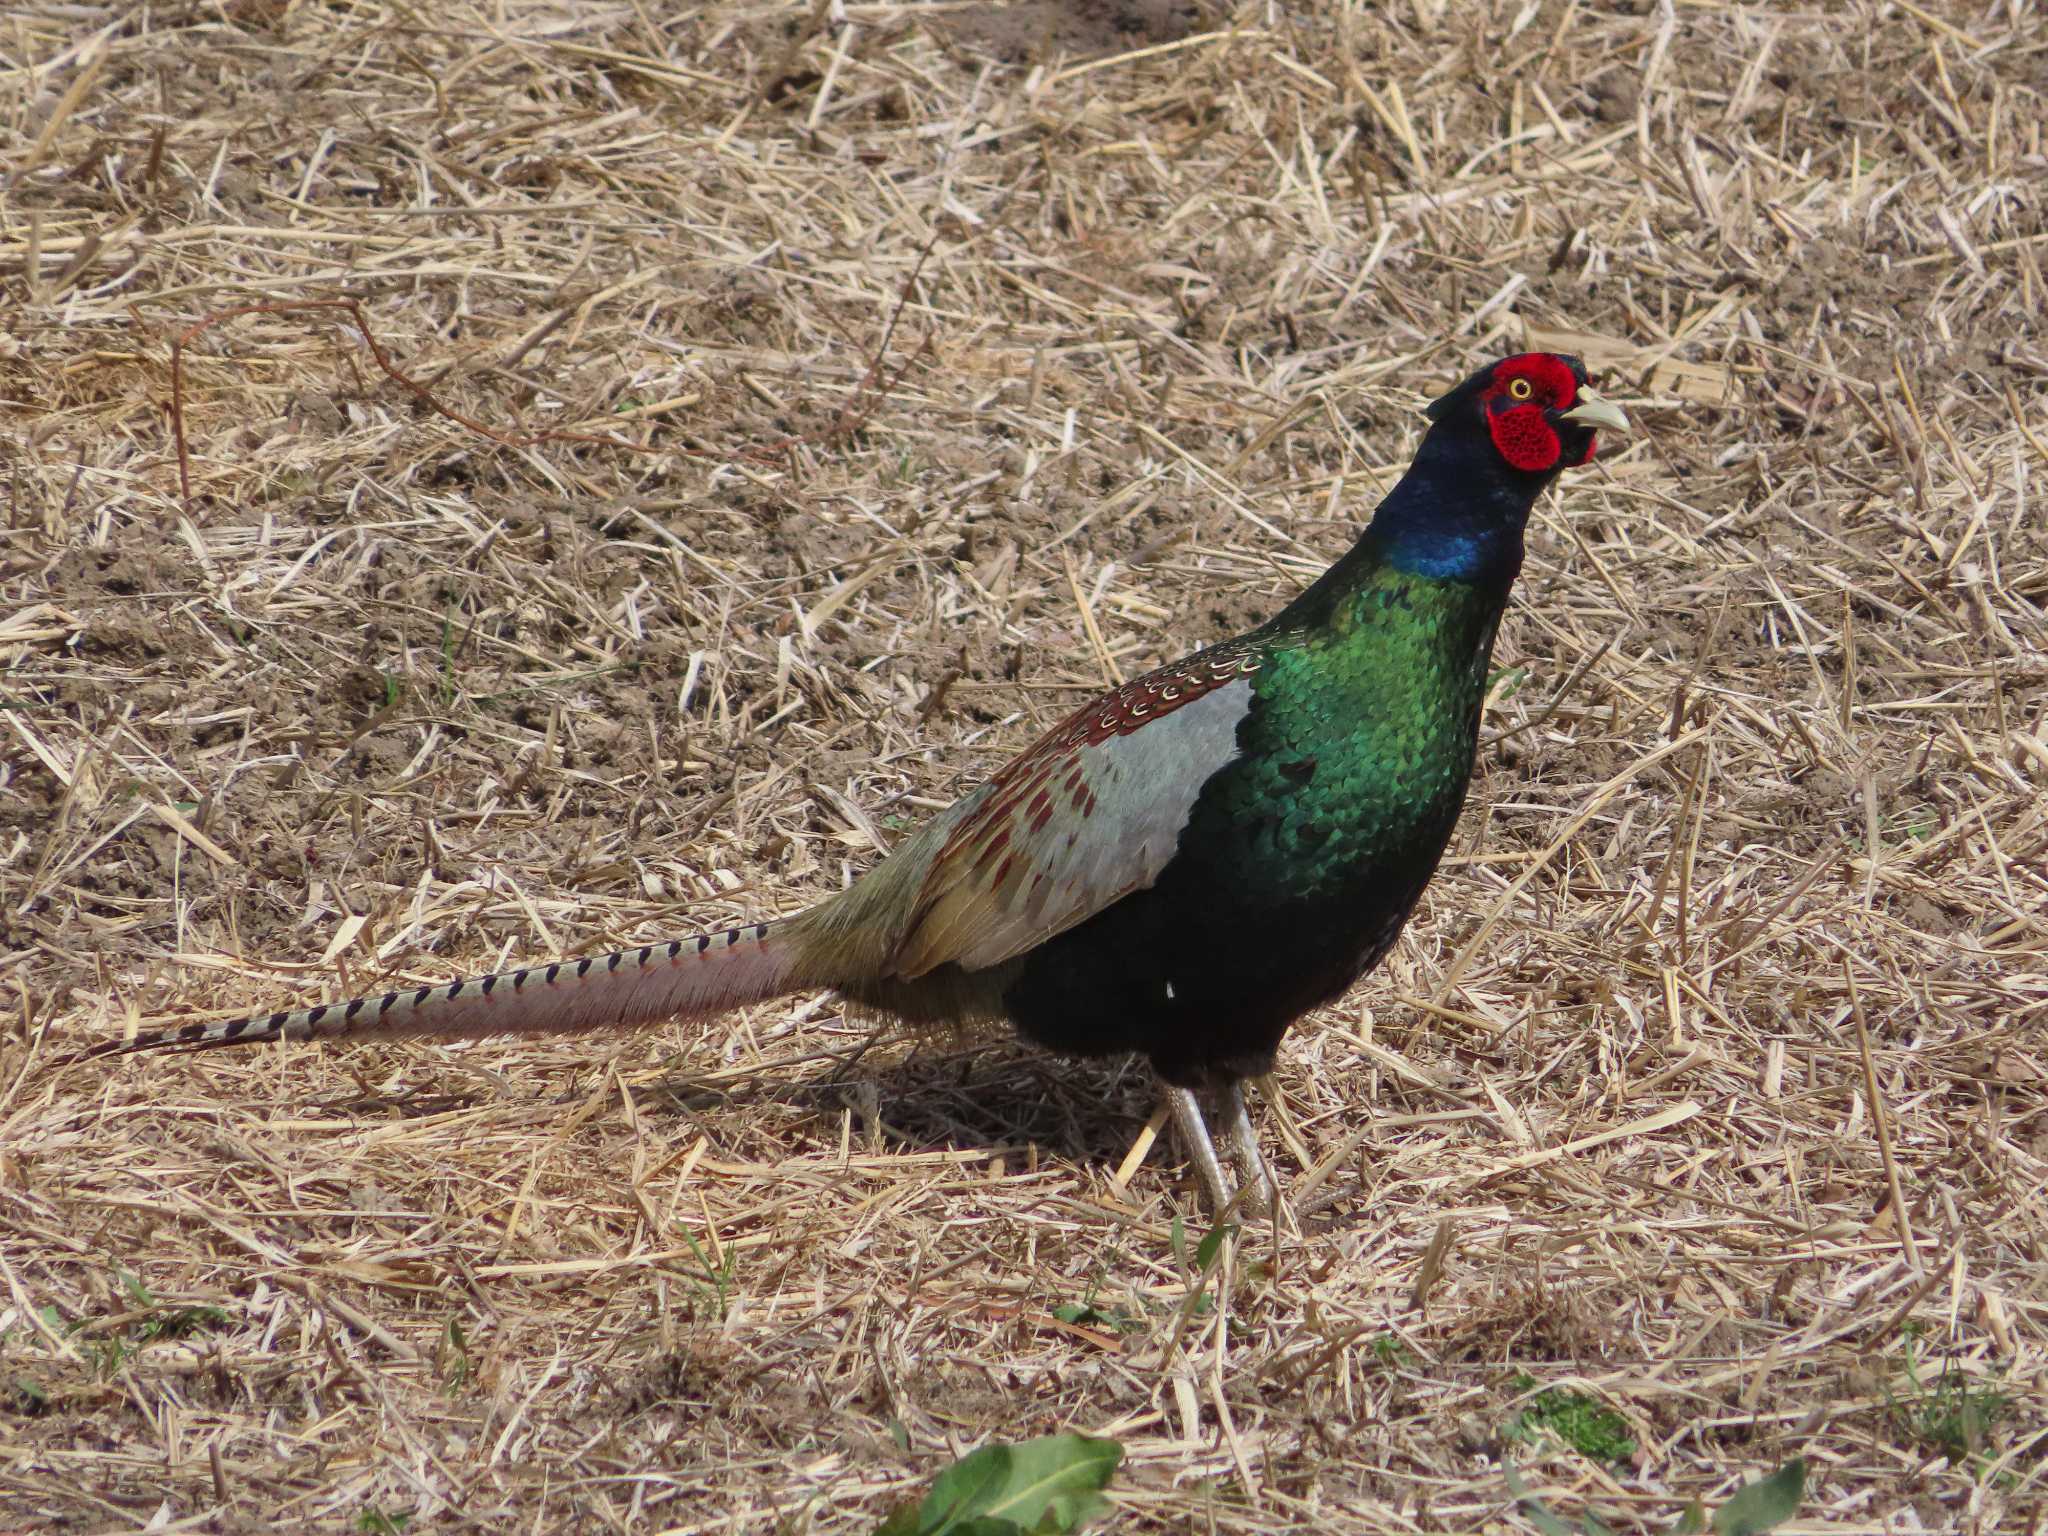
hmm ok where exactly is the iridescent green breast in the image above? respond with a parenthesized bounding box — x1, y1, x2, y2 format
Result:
(1182, 563, 1501, 910)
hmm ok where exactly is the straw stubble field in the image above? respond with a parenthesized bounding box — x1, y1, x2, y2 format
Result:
(3, 0, 2045, 1530)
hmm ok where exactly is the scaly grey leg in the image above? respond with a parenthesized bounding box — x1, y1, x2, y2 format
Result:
(1220, 1078, 1275, 1218)
(1166, 1084, 1236, 1213)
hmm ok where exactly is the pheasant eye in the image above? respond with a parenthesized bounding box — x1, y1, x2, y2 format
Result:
(1507, 377, 1533, 401)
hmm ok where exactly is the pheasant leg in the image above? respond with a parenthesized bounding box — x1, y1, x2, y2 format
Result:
(1221, 1078, 1276, 1217)
(1166, 1085, 1236, 1213)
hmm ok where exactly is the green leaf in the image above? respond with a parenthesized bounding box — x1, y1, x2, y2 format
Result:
(1050, 1303, 1136, 1333)
(1507, 1462, 1626, 1536)
(874, 1434, 1122, 1536)
(1666, 1501, 1707, 1535)
(1487, 664, 1530, 699)
(875, 1452, 1003, 1536)
(1711, 1459, 1805, 1536)
(1194, 1223, 1236, 1271)
(1505, 1462, 1579, 1536)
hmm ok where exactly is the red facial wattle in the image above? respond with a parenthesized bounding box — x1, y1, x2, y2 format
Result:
(1481, 353, 1592, 472)
(1487, 400, 1563, 472)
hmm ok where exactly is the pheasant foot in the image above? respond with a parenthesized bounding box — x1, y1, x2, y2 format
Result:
(1220, 1078, 1276, 1218)
(1166, 1083, 1272, 1217)
(1166, 1084, 1235, 1214)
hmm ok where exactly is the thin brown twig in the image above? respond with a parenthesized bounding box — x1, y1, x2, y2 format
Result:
(1845, 956, 1921, 1270)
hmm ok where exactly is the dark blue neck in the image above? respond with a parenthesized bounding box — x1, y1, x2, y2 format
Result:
(1361, 430, 1538, 590)
(1264, 429, 1543, 634)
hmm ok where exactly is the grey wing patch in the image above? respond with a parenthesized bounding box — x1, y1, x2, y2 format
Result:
(904, 675, 1254, 974)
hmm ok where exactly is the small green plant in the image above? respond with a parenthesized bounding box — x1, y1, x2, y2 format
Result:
(439, 1317, 470, 1394)
(1509, 1457, 1804, 1536)
(1505, 1378, 1636, 1465)
(37, 1276, 230, 1378)
(1168, 1215, 1236, 1324)
(1168, 1215, 1233, 1272)
(82, 1334, 132, 1376)
(1370, 1334, 1411, 1370)
(1050, 1300, 1139, 1333)
(680, 1229, 739, 1321)
(119, 1271, 229, 1343)
(1885, 1333, 2009, 1474)
(1887, 805, 1936, 843)
(1050, 1271, 1138, 1334)
(355, 1508, 412, 1535)
(873, 1433, 1122, 1536)
(1051, 1247, 1139, 1334)
(1671, 1458, 1807, 1536)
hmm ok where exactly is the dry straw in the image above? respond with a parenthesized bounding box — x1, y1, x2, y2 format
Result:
(3, 0, 2044, 1530)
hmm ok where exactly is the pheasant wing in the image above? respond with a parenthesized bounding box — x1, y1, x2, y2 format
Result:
(887, 643, 1264, 977)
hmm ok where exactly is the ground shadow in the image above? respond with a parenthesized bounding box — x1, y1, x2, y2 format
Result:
(304, 1029, 1165, 1174)
(643, 1035, 1162, 1170)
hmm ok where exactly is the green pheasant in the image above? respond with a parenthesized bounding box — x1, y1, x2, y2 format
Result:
(66, 353, 1627, 1212)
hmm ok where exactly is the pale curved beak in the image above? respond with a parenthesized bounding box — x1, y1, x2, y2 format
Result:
(1560, 387, 1629, 434)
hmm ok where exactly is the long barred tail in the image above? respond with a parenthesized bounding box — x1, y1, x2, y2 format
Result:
(58, 921, 798, 1065)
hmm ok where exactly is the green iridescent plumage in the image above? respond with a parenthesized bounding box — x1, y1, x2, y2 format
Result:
(984, 541, 1512, 1090)
(1193, 560, 1502, 913)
